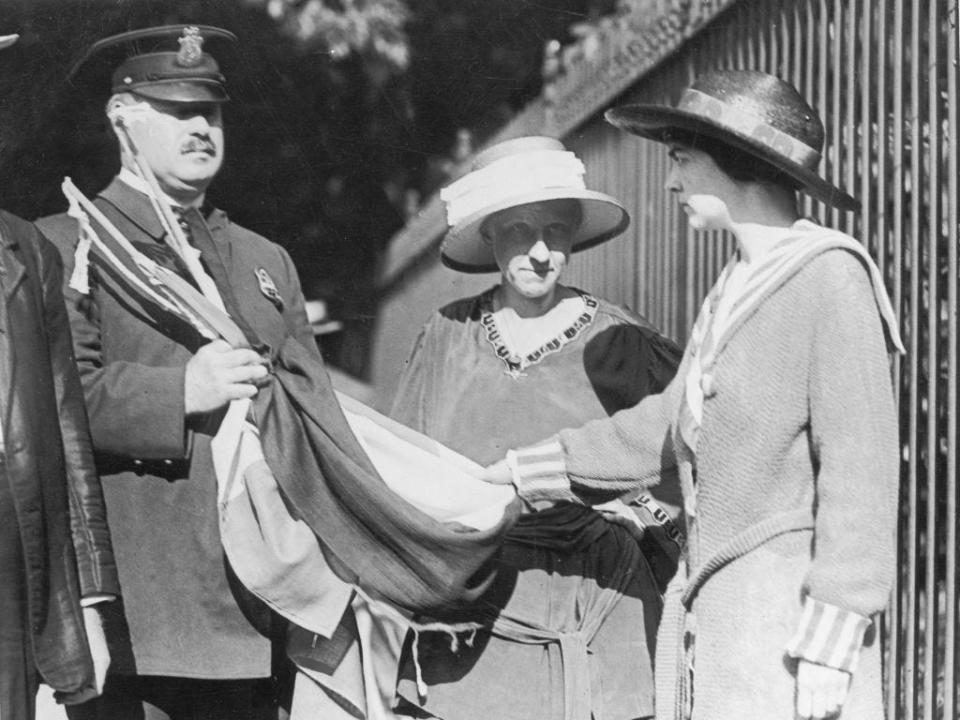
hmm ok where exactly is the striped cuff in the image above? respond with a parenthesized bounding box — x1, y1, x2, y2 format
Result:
(507, 438, 578, 505)
(785, 597, 872, 673)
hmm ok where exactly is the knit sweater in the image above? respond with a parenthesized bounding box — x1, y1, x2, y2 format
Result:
(509, 244, 899, 720)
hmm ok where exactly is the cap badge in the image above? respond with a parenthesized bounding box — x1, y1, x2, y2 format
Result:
(176, 26, 204, 67)
(255, 268, 284, 310)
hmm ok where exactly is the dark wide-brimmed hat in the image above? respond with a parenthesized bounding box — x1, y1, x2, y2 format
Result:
(605, 70, 858, 211)
(440, 136, 630, 273)
(69, 25, 237, 104)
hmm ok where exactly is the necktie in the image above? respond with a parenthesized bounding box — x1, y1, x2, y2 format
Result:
(172, 206, 265, 350)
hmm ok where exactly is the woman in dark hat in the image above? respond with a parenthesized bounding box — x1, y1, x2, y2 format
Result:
(390, 136, 683, 720)
(484, 72, 903, 720)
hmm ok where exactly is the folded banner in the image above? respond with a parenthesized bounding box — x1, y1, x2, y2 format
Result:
(213, 391, 517, 718)
(212, 387, 517, 636)
(61, 178, 523, 619)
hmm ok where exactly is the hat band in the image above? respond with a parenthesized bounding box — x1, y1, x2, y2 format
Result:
(679, 88, 821, 169)
(441, 150, 586, 227)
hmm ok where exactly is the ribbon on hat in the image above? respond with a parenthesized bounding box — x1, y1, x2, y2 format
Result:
(441, 150, 587, 227)
(678, 88, 822, 169)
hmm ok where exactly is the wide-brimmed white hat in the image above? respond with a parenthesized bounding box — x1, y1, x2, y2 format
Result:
(439, 136, 629, 273)
(0, 34, 19, 51)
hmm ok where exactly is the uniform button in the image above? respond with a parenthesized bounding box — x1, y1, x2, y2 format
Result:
(133, 459, 143, 466)
(700, 372, 716, 398)
(163, 459, 173, 466)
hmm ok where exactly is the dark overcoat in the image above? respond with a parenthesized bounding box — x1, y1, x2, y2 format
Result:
(37, 179, 329, 678)
(0, 210, 119, 701)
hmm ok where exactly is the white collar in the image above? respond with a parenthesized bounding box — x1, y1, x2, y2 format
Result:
(731, 220, 801, 264)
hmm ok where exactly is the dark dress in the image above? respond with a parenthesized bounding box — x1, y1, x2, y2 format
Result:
(390, 287, 682, 720)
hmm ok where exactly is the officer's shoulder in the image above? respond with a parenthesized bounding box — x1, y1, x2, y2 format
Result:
(0, 210, 63, 270)
(0, 208, 35, 237)
(35, 210, 74, 245)
(220, 214, 289, 260)
(33, 210, 79, 265)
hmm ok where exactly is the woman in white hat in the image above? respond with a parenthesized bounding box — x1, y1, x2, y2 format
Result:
(486, 71, 903, 720)
(390, 136, 683, 720)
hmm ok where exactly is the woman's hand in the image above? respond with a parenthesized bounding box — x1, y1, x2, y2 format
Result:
(593, 498, 645, 538)
(796, 659, 851, 719)
(481, 458, 514, 485)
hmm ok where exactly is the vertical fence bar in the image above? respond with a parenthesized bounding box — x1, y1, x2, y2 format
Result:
(802, 0, 816, 220)
(890, 0, 915, 716)
(857, 0, 871, 250)
(872, 1, 899, 716)
(874, 1, 888, 285)
(920, 0, 939, 714)
(944, 2, 960, 717)
(907, 0, 924, 711)
(631, 132, 643, 314)
(765, 0, 776, 72)
(778, 1, 789, 77)
(829, 1, 843, 229)
(928, 0, 947, 715)
(817, 0, 829, 226)
(842, 0, 856, 238)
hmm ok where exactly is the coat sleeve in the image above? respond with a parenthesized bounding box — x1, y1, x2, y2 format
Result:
(41, 216, 189, 460)
(35, 227, 120, 597)
(276, 244, 323, 363)
(785, 250, 899, 673)
(509, 352, 687, 505)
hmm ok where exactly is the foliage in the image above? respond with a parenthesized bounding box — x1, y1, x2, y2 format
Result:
(251, 0, 410, 70)
(0, 0, 601, 375)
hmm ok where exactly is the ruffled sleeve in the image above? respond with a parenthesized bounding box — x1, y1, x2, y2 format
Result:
(583, 321, 683, 414)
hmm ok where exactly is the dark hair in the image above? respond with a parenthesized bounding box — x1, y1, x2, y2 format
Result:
(665, 130, 802, 192)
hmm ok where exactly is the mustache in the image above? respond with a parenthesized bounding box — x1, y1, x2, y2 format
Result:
(180, 136, 217, 155)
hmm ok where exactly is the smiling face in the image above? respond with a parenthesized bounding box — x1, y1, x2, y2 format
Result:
(484, 199, 580, 304)
(112, 94, 225, 203)
(665, 143, 741, 231)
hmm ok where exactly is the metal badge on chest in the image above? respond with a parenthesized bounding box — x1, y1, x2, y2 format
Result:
(255, 267, 284, 310)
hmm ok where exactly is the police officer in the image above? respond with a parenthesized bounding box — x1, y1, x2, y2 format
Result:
(38, 26, 353, 720)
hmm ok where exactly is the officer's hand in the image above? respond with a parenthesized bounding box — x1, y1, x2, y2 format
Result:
(184, 339, 269, 415)
(796, 659, 851, 719)
(82, 606, 111, 695)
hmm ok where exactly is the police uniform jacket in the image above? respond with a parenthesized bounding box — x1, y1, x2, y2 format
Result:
(0, 210, 118, 700)
(37, 178, 323, 679)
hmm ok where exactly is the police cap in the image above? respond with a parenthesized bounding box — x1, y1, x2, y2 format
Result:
(69, 25, 237, 104)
